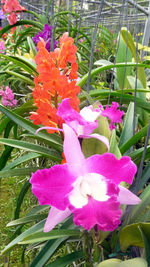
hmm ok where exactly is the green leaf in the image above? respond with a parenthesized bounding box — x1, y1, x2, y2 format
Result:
(29, 216, 74, 267)
(127, 76, 149, 125)
(0, 54, 37, 75)
(5, 70, 34, 86)
(94, 59, 112, 66)
(97, 258, 148, 267)
(27, 36, 38, 57)
(1, 220, 46, 254)
(119, 102, 135, 148)
(128, 146, 150, 164)
(139, 162, 150, 189)
(109, 130, 122, 159)
(115, 35, 132, 89)
(19, 229, 81, 244)
(7, 214, 47, 227)
(120, 222, 150, 251)
(0, 146, 13, 170)
(0, 104, 62, 151)
(14, 180, 31, 219)
(0, 167, 41, 178)
(79, 90, 150, 112)
(121, 27, 147, 88)
(0, 138, 61, 162)
(120, 124, 149, 155)
(139, 226, 150, 265)
(27, 205, 49, 216)
(3, 152, 41, 171)
(77, 62, 150, 88)
(0, 20, 43, 37)
(128, 184, 150, 224)
(45, 251, 83, 267)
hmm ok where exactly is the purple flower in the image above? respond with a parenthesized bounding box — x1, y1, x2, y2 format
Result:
(30, 124, 140, 232)
(0, 86, 17, 107)
(0, 10, 6, 20)
(32, 24, 58, 52)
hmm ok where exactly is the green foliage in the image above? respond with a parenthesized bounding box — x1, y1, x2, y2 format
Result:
(120, 223, 150, 252)
(115, 34, 132, 89)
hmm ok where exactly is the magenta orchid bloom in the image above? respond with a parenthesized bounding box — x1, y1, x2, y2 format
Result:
(100, 102, 124, 130)
(30, 124, 140, 232)
(58, 98, 124, 133)
(57, 98, 100, 136)
(37, 98, 110, 150)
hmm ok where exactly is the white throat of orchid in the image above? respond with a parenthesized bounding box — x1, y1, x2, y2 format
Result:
(69, 173, 109, 208)
(80, 107, 101, 122)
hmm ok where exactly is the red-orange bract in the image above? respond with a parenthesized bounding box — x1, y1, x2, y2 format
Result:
(30, 33, 81, 133)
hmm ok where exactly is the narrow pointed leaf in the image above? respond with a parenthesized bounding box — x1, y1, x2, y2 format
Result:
(19, 229, 81, 244)
(0, 167, 41, 178)
(1, 220, 46, 254)
(7, 214, 47, 227)
(3, 152, 41, 171)
(0, 138, 62, 162)
(45, 251, 83, 267)
(0, 104, 62, 151)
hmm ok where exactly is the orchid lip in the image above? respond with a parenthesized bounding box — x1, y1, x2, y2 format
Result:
(69, 173, 109, 209)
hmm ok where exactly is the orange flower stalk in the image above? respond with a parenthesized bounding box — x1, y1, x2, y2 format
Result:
(30, 33, 81, 133)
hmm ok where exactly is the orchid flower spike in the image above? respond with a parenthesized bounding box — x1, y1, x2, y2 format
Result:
(30, 124, 140, 233)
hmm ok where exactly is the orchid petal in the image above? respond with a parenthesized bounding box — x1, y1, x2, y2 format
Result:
(58, 98, 98, 135)
(86, 153, 137, 185)
(44, 207, 72, 232)
(80, 133, 109, 150)
(118, 185, 141, 205)
(71, 197, 121, 231)
(63, 124, 85, 167)
(30, 166, 76, 210)
(101, 102, 124, 130)
(57, 98, 85, 126)
(36, 126, 64, 134)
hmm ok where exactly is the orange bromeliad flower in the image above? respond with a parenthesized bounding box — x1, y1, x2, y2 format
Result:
(30, 33, 81, 133)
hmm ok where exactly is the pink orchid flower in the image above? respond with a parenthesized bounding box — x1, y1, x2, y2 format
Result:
(30, 124, 140, 232)
(36, 99, 124, 151)
(100, 102, 124, 130)
(36, 98, 110, 150)
(57, 98, 124, 134)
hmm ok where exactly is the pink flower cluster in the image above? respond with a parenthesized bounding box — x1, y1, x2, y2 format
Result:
(0, 86, 17, 107)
